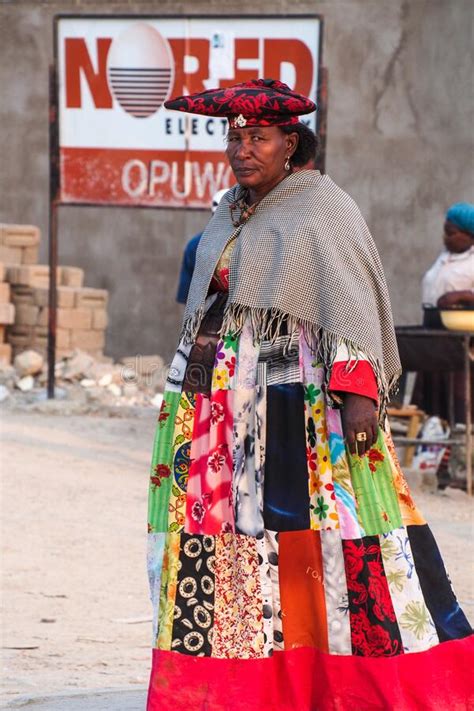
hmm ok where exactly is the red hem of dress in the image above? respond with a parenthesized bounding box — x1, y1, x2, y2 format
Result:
(147, 635, 473, 711)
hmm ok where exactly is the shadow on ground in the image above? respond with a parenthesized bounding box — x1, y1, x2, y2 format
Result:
(2, 689, 147, 710)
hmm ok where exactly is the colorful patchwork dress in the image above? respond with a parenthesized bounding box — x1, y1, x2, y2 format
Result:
(146, 241, 473, 711)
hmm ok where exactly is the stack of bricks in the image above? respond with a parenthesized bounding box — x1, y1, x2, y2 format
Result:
(0, 263, 14, 365)
(0, 223, 40, 266)
(0, 224, 109, 362)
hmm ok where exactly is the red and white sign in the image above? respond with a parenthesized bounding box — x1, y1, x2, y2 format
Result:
(56, 16, 322, 208)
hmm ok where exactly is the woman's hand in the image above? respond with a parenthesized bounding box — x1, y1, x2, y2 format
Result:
(341, 393, 379, 456)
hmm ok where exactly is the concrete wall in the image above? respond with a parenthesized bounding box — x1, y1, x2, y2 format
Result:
(1, 0, 473, 362)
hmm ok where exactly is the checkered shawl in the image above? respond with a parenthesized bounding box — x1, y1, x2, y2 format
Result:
(182, 170, 401, 414)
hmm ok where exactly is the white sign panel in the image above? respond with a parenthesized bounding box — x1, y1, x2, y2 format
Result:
(56, 15, 322, 207)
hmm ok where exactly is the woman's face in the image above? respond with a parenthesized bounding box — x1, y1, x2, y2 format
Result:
(225, 126, 297, 198)
(444, 221, 474, 253)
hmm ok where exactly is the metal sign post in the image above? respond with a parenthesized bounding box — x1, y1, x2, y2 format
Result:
(316, 65, 328, 174)
(47, 64, 60, 399)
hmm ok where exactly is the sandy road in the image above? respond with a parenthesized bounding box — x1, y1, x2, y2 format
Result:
(1, 412, 155, 705)
(1, 412, 473, 706)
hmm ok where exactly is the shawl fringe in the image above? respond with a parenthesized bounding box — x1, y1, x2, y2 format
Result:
(181, 303, 400, 425)
(181, 306, 206, 345)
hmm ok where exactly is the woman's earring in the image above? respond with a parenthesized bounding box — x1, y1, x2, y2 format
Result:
(284, 156, 291, 171)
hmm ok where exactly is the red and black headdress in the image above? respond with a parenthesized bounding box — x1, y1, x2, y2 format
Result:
(164, 78, 316, 128)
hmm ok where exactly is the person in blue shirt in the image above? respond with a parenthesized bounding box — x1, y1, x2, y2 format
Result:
(176, 189, 229, 304)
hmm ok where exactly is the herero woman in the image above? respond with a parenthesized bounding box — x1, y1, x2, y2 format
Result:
(146, 79, 473, 710)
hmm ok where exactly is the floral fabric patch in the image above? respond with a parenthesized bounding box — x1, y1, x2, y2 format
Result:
(302, 379, 340, 530)
(185, 391, 235, 535)
(380, 527, 438, 652)
(343, 536, 403, 656)
(148, 391, 182, 533)
(383, 426, 426, 526)
(348, 430, 402, 536)
(211, 331, 239, 390)
(167, 392, 196, 533)
(213, 533, 264, 658)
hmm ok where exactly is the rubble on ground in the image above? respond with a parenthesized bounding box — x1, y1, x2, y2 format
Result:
(13, 349, 44, 376)
(0, 348, 166, 416)
(0, 225, 165, 417)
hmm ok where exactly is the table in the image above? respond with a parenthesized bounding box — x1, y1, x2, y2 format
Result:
(386, 406, 426, 467)
(395, 327, 473, 495)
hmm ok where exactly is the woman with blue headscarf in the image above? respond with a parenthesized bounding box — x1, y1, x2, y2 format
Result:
(422, 202, 474, 321)
(414, 202, 474, 428)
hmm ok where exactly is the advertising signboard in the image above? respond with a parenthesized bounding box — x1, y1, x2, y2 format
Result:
(55, 15, 323, 208)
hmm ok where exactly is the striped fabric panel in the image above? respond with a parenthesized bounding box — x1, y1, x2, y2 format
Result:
(258, 335, 300, 385)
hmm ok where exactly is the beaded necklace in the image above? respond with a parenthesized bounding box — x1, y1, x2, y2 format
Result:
(229, 190, 261, 227)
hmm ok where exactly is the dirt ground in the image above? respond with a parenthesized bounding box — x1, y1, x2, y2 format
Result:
(1, 411, 473, 705)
